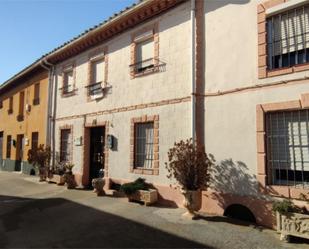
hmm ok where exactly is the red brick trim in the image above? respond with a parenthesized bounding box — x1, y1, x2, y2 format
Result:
(86, 46, 108, 102)
(130, 22, 159, 79)
(56, 96, 190, 121)
(60, 61, 77, 97)
(256, 93, 309, 199)
(59, 124, 73, 163)
(82, 121, 110, 186)
(130, 115, 159, 175)
(258, 0, 309, 78)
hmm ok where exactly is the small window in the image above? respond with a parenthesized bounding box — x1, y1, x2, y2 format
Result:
(266, 109, 309, 188)
(60, 129, 72, 162)
(8, 97, 13, 114)
(267, 4, 309, 70)
(6, 135, 11, 159)
(62, 67, 74, 94)
(31, 132, 39, 151)
(134, 122, 154, 168)
(33, 83, 40, 105)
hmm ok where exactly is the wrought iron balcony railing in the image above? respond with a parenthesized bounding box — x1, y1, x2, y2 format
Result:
(85, 82, 103, 97)
(129, 58, 166, 75)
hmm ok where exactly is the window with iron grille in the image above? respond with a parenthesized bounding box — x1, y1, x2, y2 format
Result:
(134, 122, 154, 168)
(60, 129, 71, 162)
(8, 96, 13, 114)
(267, 4, 309, 70)
(266, 110, 309, 188)
(6, 135, 11, 159)
(31, 132, 39, 151)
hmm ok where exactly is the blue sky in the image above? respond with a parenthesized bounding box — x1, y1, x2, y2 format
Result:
(0, 0, 137, 84)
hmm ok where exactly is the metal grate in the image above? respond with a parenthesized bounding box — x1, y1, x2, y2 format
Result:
(134, 122, 154, 169)
(266, 110, 309, 188)
(267, 4, 309, 70)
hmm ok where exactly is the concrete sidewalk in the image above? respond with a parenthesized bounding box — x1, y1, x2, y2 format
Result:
(0, 171, 308, 248)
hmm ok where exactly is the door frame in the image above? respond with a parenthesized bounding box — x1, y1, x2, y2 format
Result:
(82, 121, 109, 187)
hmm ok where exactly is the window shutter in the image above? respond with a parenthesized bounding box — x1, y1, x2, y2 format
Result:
(91, 59, 104, 84)
(137, 39, 154, 62)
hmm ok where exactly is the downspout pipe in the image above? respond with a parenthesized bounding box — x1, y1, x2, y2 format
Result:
(40, 59, 55, 167)
(191, 0, 196, 145)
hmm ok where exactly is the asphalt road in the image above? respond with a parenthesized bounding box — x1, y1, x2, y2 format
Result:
(0, 171, 308, 248)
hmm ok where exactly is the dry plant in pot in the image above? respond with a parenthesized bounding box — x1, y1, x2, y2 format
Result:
(27, 145, 51, 182)
(165, 139, 215, 219)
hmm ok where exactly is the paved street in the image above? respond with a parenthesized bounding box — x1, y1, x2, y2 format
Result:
(0, 171, 308, 249)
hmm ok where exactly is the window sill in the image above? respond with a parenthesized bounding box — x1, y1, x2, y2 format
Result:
(61, 89, 77, 98)
(262, 184, 309, 199)
(266, 63, 309, 78)
(129, 167, 159, 175)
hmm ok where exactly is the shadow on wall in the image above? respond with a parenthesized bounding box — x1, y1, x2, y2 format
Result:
(207, 158, 274, 227)
(205, 0, 251, 14)
(0, 195, 212, 248)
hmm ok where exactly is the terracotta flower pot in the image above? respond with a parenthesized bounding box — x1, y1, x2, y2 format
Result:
(92, 178, 105, 196)
(182, 190, 201, 219)
(64, 173, 75, 189)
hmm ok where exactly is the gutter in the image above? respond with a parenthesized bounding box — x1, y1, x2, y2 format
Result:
(191, 0, 196, 144)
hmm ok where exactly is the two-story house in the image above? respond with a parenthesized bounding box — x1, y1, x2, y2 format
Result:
(0, 63, 49, 174)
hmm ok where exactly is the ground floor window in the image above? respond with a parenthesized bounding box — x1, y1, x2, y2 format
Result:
(31, 132, 39, 151)
(6, 135, 11, 159)
(60, 129, 72, 162)
(266, 109, 309, 187)
(134, 122, 154, 168)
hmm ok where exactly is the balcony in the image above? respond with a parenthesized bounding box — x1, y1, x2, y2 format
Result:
(129, 58, 166, 76)
(85, 82, 105, 100)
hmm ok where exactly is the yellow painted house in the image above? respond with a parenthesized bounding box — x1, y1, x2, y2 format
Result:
(0, 67, 48, 174)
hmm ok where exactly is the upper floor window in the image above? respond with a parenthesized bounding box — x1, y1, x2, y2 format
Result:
(17, 91, 24, 121)
(87, 53, 105, 98)
(266, 109, 309, 188)
(33, 83, 40, 105)
(267, 4, 309, 70)
(62, 65, 75, 95)
(130, 24, 160, 77)
(8, 96, 13, 115)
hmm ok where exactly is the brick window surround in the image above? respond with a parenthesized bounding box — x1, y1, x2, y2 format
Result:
(258, 0, 309, 78)
(130, 23, 159, 79)
(256, 93, 309, 199)
(60, 62, 76, 97)
(59, 125, 73, 163)
(130, 115, 159, 175)
(86, 46, 108, 102)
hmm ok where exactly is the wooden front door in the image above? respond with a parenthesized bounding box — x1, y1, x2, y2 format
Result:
(15, 134, 24, 171)
(89, 127, 105, 185)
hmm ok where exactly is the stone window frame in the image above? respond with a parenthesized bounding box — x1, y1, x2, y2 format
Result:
(130, 115, 159, 175)
(130, 23, 159, 79)
(86, 46, 109, 102)
(258, 0, 309, 79)
(59, 124, 73, 163)
(60, 62, 77, 97)
(256, 93, 309, 198)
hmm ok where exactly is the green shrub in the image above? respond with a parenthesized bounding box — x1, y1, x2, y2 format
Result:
(272, 199, 295, 214)
(120, 178, 149, 195)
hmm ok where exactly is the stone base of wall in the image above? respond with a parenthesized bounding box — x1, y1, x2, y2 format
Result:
(103, 177, 275, 229)
(0, 159, 37, 175)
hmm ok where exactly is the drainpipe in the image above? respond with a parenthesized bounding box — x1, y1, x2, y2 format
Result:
(191, 0, 196, 145)
(40, 59, 55, 168)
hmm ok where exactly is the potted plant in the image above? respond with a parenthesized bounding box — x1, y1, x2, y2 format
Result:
(63, 162, 76, 189)
(165, 139, 215, 218)
(92, 169, 105, 196)
(273, 198, 309, 242)
(120, 178, 158, 206)
(27, 144, 51, 182)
